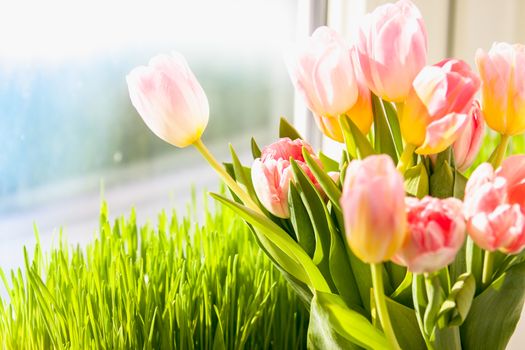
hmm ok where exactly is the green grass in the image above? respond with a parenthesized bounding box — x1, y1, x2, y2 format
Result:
(0, 194, 308, 349)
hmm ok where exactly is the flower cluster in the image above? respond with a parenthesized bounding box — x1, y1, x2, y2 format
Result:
(126, 0, 525, 349)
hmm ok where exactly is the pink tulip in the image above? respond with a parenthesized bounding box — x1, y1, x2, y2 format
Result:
(464, 156, 525, 253)
(127, 52, 209, 148)
(453, 101, 485, 171)
(476, 42, 525, 136)
(394, 196, 465, 273)
(286, 26, 359, 132)
(356, 0, 428, 102)
(310, 48, 373, 142)
(346, 48, 374, 135)
(400, 58, 480, 155)
(251, 138, 319, 218)
(341, 155, 407, 263)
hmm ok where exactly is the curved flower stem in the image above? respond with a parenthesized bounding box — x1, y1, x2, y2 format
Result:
(489, 134, 511, 168)
(397, 143, 417, 174)
(481, 250, 494, 289)
(193, 139, 262, 213)
(371, 263, 401, 350)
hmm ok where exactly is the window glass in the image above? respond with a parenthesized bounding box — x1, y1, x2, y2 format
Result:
(0, 0, 297, 217)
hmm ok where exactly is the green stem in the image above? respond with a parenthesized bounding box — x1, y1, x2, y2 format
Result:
(489, 134, 511, 168)
(193, 139, 261, 213)
(371, 263, 401, 350)
(397, 143, 416, 174)
(482, 250, 494, 289)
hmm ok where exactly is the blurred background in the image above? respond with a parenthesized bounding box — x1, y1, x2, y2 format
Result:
(0, 0, 298, 268)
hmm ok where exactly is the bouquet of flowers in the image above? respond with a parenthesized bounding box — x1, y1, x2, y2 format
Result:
(125, 1, 525, 348)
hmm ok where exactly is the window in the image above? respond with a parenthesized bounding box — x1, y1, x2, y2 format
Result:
(0, 0, 298, 269)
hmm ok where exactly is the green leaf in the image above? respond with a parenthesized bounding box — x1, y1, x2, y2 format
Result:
(288, 183, 316, 258)
(250, 137, 262, 159)
(290, 160, 336, 289)
(290, 160, 361, 309)
(279, 117, 302, 140)
(302, 148, 342, 212)
(466, 237, 483, 293)
(430, 160, 454, 198)
(424, 275, 446, 338)
(404, 163, 429, 199)
(433, 326, 462, 350)
(382, 100, 403, 156)
(339, 114, 375, 159)
(390, 270, 413, 307)
(412, 274, 430, 346)
(453, 170, 467, 200)
(319, 151, 340, 173)
(438, 273, 475, 327)
(328, 231, 363, 311)
(371, 94, 398, 162)
(229, 144, 256, 201)
(210, 192, 330, 292)
(386, 297, 427, 350)
(308, 291, 389, 350)
(461, 261, 525, 350)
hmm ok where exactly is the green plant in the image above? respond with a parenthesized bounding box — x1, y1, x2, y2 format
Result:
(0, 193, 308, 349)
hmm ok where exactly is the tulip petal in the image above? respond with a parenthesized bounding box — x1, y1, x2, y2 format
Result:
(416, 113, 467, 154)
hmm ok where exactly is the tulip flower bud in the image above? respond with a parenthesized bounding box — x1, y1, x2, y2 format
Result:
(357, 0, 428, 102)
(394, 196, 466, 273)
(286, 26, 361, 141)
(400, 58, 480, 155)
(452, 101, 485, 171)
(464, 156, 525, 253)
(251, 138, 319, 218)
(476, 42, 525, 136)
(127, 52, 209, 148)
(341, 155, 407, 263)
(310, 48, 373, 142)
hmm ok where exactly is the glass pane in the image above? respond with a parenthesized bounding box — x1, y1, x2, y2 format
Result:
(0, 0, 298, 268)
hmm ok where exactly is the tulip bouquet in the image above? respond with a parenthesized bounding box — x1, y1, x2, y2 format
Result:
(126, 0, 525, 349)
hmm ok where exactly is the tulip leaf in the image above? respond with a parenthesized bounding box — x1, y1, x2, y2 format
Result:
(229, 144, 257, 201)
(453, 169, 467, 200)
(302, 148, 342, 212)
(291, 160, 333, 278)
(404, 163, 429, 199)
(288, 183, 316, 258)
(279, 117, 303, 140)
(430, 160, 454, 198)
(461, 261, 525, 350)
(250, 137, 261, 159)
(423, 275, 446, 338)
(319, 151, 340, 173)
(290, 160, 335, 287)
(339, 114, 375, 159)
(371, 94, 398, 162)
(437, 273, 475, 327)
(412, 274, 432, 347)
(385, 262, 408, 292)
(390, 270, 413, 307)
(466, 237, 483, 293)
(449, 241, 467, 283)
(290, 160, 362, 308)
(308, 291, 389, 350)
(382, 99, 403, 156)
(385, 297, 427, 350)
(328, 226, 363, 311)
(223, 163, 243, 204)
(209, 192, 330, 292)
